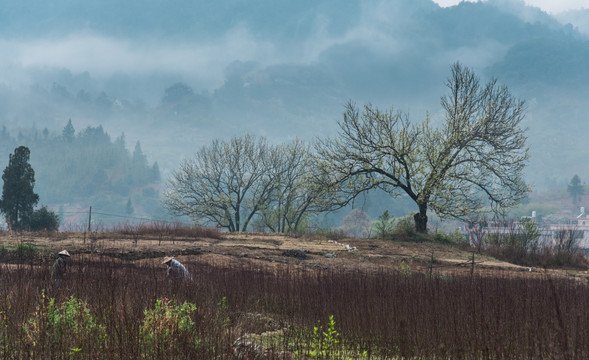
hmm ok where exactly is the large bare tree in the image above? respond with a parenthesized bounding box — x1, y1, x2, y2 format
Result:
(163, 134, 280, 232)
(258, 139, 337, 232)
(163, 135, 333, 233)
(316, 63, 530, 233)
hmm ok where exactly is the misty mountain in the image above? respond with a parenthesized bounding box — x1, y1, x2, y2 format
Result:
(0, 0, 361, 41)
(1, 0, 589, 219)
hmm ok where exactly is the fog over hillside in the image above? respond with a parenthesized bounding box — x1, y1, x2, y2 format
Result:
(1, 0, 588, 206)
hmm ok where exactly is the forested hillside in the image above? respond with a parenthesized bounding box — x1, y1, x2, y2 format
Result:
(0, 121, 163, 227)
(0, 0, 588, 219)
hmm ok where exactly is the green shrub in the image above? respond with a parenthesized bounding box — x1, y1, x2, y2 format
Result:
(395, 214, 416, 237)
(141, 298, 198, 358)
(16, 243, 38, 257)
(29, 206, 60, 232)
(399, 260, 412, 276)
(309, 315, 340, 360)
(23, 293, 105, 357)
(372, 210, 396, 240)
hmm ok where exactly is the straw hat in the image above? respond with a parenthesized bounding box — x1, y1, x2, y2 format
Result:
(162, 256, 174, 264)
(58, 250, 71, 257)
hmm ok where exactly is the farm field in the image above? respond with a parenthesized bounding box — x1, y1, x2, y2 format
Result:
(1, 230, 588, 359)
(9, 230, 587, 279)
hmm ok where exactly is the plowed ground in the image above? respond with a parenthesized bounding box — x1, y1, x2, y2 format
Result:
(4, 231, 588, 281)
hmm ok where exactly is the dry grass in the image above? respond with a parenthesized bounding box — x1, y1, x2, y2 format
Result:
(1, 229, 586, 281)
(0, 229, 588, 358)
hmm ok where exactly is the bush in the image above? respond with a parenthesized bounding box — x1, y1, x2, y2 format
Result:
(395, 214, 416, 237)
(372, 210, 396, 240)
(308, 315, 340, 359)
(141, 298, 199, 358)
(29, 206, 60, 232)
(22, 294, 105, 357)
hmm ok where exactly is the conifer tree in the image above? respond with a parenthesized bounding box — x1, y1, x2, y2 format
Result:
(62, 119, 75, 143)
(0, 146, 39, 230)
(567, 174, 584, 207)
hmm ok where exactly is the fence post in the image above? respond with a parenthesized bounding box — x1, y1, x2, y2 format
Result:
(471, 252, 475, 278)
(83, 206, 92, 244)
(429, 250, 434, 280)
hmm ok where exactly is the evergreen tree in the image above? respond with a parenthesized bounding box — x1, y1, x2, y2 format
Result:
(132, 141, 148, 167)
(0, 146, 39, 230)
(62, 119, 75, 143)
(126, 198, 134, 215)
(151, 162, 161, 181)
(114, 133, 126, 151)
(567, 174, 584, 207)
(29, 206, 60, 231)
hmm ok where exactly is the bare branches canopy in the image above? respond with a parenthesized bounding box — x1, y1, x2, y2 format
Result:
(163, 134, 331, 232)
(316, 62, 530, 233)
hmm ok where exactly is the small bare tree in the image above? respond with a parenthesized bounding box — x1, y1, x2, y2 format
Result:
(259, 139, 334, 233)
(163, 136, 335, 233)
(553, 226, 583, 264)
(465, 213, 488, 253)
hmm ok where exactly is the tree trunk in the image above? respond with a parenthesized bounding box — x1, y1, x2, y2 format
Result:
(414, 204, 428, 233)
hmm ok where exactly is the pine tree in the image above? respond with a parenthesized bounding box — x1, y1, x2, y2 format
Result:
(126, 198, 134, 215)
(567, 174, 584, 207)
(0, 146, 39, 230)
(62, 119, 75, 143)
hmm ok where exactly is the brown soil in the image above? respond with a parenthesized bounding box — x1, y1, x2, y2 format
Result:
(3, 231, 588, 281)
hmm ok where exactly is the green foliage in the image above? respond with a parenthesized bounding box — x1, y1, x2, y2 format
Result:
(302, 315, 371, 360)
(519, 218, 540, 248)
(450, 229, 468, 244)
(29, 206, 60, 231)
(16, 243, 38, 257)
(0, 122, 163, 224)
(141, 298, 198, 357)
(395, 214, 416, 237)
(431, 230, 467, 245)
(0, 146, 39, 230)
(23, 294, 105, 356)
(372, 210, 396, 240)
(567, 174, 584, 207)
(309, 315, 340, 360)
(399, 260, 411, 276)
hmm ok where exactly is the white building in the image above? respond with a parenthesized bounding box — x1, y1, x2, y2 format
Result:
(465, 209, 589, 250)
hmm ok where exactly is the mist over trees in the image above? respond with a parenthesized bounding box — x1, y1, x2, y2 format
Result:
(0, 122, 162, 226)
(163, 135, 334, 232)
(0, 0, 587, 192)
(0, 0, 588, 226)
(165, 64, 529, 233)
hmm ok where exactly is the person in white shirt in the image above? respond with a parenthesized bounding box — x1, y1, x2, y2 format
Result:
(162, 256, 192, 282)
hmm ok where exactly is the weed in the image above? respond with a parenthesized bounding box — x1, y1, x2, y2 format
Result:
(399, 260, 412, 276)
(22, 293, 105, 357)
(141, 297, 198, 357)
(373, 210, 396, 240)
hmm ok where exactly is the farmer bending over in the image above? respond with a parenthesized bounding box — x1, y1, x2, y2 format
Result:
(163, 256, 192, 282)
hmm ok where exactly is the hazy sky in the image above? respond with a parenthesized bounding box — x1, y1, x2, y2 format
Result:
(433, 0, 588, 13)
